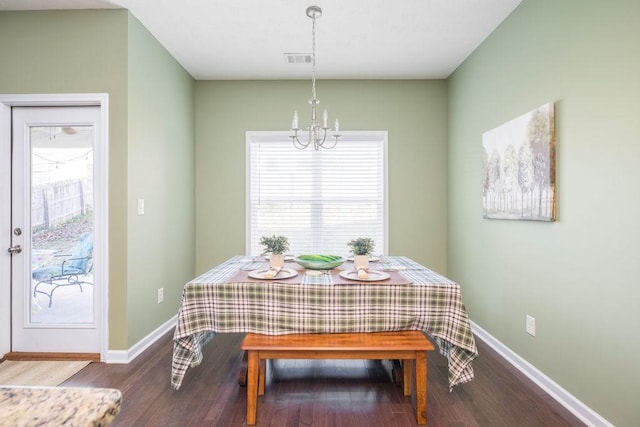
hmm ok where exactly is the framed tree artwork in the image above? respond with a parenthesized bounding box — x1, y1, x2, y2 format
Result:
(482, 102, 556, 221)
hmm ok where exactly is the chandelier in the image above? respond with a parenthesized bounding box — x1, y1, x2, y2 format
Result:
(290, 5, 341, 150)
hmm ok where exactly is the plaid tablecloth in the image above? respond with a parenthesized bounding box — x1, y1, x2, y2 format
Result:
(172, 256, 478, 391)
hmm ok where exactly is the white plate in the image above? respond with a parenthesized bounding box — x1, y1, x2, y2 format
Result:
(346, 256, 380, 262)
(339, 270, 390, 282)
(248, 268, 298, 280)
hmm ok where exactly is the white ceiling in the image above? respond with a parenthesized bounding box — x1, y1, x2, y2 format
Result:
(0, 0, 523, 80)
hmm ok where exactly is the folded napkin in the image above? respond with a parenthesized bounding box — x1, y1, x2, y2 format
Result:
(263, 266, 282, 279)
(357, 267, 368, 279)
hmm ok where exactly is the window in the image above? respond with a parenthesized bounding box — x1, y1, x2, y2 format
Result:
(247, 131, 387, 257)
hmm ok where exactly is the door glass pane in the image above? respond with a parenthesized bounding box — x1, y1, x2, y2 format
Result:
(30, 126, 94, 325)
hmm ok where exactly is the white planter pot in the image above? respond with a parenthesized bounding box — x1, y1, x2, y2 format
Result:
(269, 254, 285, 269)
(354, 255, 370, 270)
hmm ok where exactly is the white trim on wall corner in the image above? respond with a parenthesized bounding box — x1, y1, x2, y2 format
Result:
(105, 315, 177, 364)
(470, 321, 613, 427)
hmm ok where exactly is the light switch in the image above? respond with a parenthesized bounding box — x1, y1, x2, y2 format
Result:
(137, 199, 145, 215)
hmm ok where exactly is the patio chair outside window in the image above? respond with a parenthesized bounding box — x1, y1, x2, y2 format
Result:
(32, 232, 93, 308)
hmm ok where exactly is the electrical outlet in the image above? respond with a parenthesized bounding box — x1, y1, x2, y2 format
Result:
(158, 288, 164, 304)
(526, 315, 536, 336)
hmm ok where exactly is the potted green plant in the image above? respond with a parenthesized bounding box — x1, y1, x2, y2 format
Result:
(260, 235, 290, 268)
(347, 237, 375, 270)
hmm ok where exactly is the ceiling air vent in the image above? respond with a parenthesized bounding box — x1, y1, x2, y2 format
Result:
(284, 53, 312, 64)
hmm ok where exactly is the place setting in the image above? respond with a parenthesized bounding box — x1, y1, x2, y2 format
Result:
(338, 268, 390, 282)
(247, 266, 298, 280)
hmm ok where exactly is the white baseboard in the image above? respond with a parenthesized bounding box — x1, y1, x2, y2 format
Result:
(105, 314, 177, 364)
(470, 320, 613, 427)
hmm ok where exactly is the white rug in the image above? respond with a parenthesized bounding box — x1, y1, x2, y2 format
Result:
(0, 360, 90, 386)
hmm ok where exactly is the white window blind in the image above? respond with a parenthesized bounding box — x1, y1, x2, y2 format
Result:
(247, 132, 387, 257)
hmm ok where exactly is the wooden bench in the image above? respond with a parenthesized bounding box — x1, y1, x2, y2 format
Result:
(240, 331, 435, 425)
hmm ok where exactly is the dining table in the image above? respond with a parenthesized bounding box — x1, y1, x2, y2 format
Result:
(171, 255, 478, 391)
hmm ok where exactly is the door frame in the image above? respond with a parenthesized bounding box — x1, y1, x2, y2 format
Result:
(0, 93, 109, 360)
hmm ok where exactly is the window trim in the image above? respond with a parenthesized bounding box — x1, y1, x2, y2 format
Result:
(245, 130, 389, 256)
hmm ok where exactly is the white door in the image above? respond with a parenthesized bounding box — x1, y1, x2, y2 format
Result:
(9, 106, 103, 353)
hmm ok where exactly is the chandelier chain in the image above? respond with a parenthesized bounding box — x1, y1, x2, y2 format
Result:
(311, 11, 317, 101)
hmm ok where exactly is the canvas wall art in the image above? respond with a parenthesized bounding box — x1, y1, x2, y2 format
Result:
(482, 102, 556, 221)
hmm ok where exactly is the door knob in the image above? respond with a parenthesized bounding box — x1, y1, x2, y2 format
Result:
(8, 245, 22, 254)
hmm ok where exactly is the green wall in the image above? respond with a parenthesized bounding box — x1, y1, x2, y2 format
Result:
(195, 80, 448, 274)
(0, 10, 195, 351)
(126, 15, 195, 346)
(448, 0, 639, 425)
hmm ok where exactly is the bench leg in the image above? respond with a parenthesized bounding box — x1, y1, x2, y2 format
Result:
(258, 359, 266, 396)
(414, 351, 427, 425)
(402, 359, 413, 396)
(246, 351, 259, 425)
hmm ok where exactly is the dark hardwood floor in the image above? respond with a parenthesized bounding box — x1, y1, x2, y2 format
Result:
(62, 332, 585, 426)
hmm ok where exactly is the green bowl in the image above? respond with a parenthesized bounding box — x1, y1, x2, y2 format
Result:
(295, 255, 345, 270)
